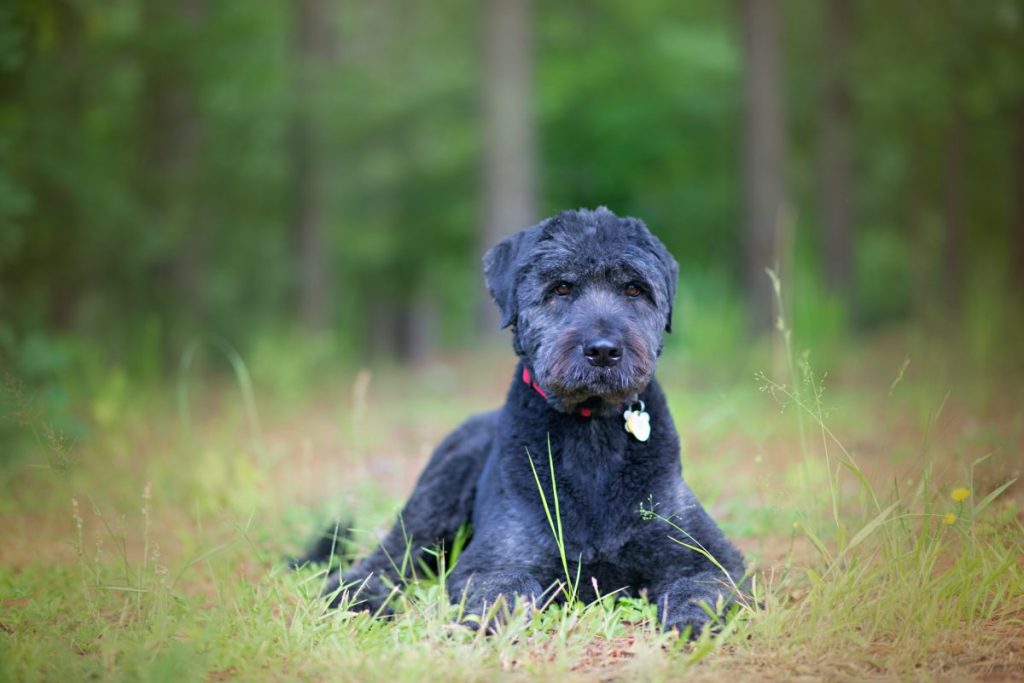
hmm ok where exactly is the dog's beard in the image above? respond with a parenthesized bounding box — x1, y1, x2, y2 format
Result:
(535, 328, 655, 406)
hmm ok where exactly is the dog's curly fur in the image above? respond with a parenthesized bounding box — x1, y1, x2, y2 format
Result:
(308, 207, 744, 633)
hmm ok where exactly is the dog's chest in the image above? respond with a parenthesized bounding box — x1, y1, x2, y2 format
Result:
(553, 424, 646, 563)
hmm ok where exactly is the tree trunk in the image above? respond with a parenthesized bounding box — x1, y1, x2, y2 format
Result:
(45, 3, 85, 331)
(942, 96, 967, 317)
(818, 0, 854, 302)
(1013, 97, 1024, 294)
(907, 135, 930, 320)
(139, 0, 208, 321)
(398, 288, 438, 366)
(479, 0, 538, 334)
(367, 295, 399, 361)
(291, 0, 337, 332)
(740, 0, 785, 335)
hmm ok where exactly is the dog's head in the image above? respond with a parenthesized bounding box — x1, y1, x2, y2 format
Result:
(484, 207, 678, 410)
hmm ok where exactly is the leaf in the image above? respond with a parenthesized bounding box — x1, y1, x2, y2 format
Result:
(805, 567, 822, 588)
(975, 478, 1017, 516)
(844, 501, 899, 556)
(798, 522, 833, 564)
(971, 452, 994, 469)
(837, 457, 881, 511)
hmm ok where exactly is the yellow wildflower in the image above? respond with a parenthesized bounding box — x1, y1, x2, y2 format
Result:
(950, 487, 971, 502)
(942, 512, 957, 525)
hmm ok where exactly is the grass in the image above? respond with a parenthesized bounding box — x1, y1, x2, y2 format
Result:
(1, 323, 1023, 681)
(525, 434, 582, 605)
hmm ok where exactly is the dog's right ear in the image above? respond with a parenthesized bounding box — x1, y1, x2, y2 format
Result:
(483, 231, 528, 328)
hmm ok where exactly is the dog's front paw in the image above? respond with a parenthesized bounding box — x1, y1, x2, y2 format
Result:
(447, 569, 542, 634)
(658, 598, 718, 639)
(321, 570, 395, 615)
(454, 594, 537, 635)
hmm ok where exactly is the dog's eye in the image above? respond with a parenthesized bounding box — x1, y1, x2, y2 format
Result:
(624, 284, 642, 298)
(554, 282, 573, 296)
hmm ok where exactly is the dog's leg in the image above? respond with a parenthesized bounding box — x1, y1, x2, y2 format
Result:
(446, 566, 544, 631)
(650, 570, 737, 636)
(322, 410, 498, 613)
(645, 503, 746, 636)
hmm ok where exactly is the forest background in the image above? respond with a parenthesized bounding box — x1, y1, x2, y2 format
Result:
(3, 0, 1022, 392)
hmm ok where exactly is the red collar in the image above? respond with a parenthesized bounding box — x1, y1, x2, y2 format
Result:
(522, 367, 593, 418)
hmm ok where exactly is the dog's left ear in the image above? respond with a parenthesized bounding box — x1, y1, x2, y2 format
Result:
(483, 230, 531, 328)
(647, 233, 679, 333)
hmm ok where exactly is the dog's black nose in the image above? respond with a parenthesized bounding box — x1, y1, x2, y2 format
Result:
(583, 337, 622, 367)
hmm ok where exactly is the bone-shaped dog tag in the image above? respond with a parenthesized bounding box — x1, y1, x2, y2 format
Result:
(623, 402, 651, 442)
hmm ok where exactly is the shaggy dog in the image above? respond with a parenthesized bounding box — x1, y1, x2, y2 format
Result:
(307, 207, 744, 634)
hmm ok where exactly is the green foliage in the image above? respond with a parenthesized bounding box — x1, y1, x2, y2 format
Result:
(1, 0, 1021, 368)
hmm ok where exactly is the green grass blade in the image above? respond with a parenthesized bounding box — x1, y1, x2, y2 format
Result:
(974, 479, 1017, 515)
(842, 501, 899, 556)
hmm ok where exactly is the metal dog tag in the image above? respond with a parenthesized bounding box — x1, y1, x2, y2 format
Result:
(623, 401, 651, 442)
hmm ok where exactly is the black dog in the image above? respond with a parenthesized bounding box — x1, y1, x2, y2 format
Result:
(313, 208, 744, 633)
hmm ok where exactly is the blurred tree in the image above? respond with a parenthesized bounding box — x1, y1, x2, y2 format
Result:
(740, 0, 784, 333)
(817, 0, 854, 303)
(0, 3, 33, 292)
(1016, 97, 1024, 293)
(479, 0, 537, 334)
(138, 0, 208, 319)
(1, 0, 1021, 367)
(38, 2, 82, 332)
(942, 90, 967, 315)
(291, 0, 338, 332)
